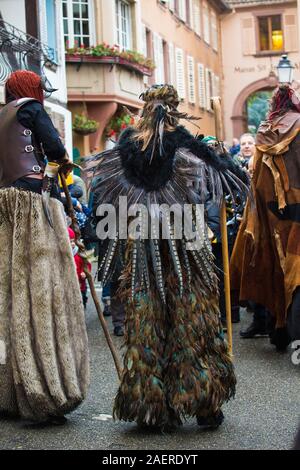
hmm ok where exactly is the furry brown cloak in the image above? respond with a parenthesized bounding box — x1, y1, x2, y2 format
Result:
(231, 111, 300, 328)
(0, 188, 90, 421)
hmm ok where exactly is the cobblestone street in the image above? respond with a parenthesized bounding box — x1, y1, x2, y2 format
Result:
(0, 297, 299, 451)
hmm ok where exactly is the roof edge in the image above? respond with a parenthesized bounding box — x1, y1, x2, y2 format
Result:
(208, 0, 232, 14)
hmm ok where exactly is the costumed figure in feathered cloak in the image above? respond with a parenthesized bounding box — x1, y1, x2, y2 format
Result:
(0, 71, 89, 424)
(90, 84, 249, 430)
(231, 84, 300, 351)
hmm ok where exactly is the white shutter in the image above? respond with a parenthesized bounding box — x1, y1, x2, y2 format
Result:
(211, 72, 215, 97)
(284, 14, 298, 52)
(178, 0, 187, 22)
(213, 75, 220, 98)
(241, 17, 256, 56)
(169, 0, 175, 11)
(141, 24, 147, 57)
(39, 0, 48, 44)
(141, 25, 148, 85)
(153, 33, 159, 83)
(197, 63, 206, 108)
(187, 56, 195, 104)
(205, 68, 211, 110)
(154, 34, 165, 84)
(176, 48, 186, 99)
(211, 11, 218, 51)
(203, 2, 210, 44)
(193, 0, 201, 36)
(169, 42, 176, 86)
(159, 37, 165, 84)
(154, 33, 160, 83)
(188, 0, 193, 28)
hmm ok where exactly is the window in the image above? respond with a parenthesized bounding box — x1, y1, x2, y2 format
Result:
(258, 15, 283, 52)
(115, 0, 132, 50)
(63, 0, 93, 49)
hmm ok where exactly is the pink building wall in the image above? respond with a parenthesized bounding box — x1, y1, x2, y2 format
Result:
(221, 2, 300, 143)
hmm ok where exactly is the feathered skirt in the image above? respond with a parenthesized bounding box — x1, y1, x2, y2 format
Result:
(0, 188, 90, 421)
(114, 241, 236, 428)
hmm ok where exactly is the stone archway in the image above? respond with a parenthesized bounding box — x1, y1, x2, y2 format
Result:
(231, 74, 278, 137)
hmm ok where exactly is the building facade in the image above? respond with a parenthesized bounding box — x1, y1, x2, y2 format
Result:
(140, 0, 230, 136)
(64, 0, 229, 156)
(64, 0, 149, 156)
(221, 0, 300, 142)
(0, 0, 72, 154)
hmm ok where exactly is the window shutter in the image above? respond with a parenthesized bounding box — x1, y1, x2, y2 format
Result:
(211, 11, 218, 51)
(141, 24, 147, 57)
(197, 63, 206, 108)
(188, 0, 193, 28)
(159, 37, 165, 83)
(193, 0, 201, 36)
(211, 72, 216, 97)
(187, 56, 195, 103)
(154, 33, 165, 84)
(214, 75, 220, 98)
(241, 17, 256, 56)
(176, 48, 186, 99)
(178, 0, 187, 22)
(169, 0, 175, 11)
(203, 3, 210, 44)
(153, 33, 160, 83)
(39, 0, 48, 44)
(141, 25, 148, 85)
(284, 14, 298, 52)
(169, 42, 176, 86)
(205, 68, 211, 110)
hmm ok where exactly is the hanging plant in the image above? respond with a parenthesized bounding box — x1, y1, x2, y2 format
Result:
(73, 101, 99, 136)
(73, 114, 99, 135)
(105, 113, 135, 139)
(73, 100, 99, 136)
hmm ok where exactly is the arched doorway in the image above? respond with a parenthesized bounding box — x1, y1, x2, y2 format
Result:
(231, 75, 278, 138)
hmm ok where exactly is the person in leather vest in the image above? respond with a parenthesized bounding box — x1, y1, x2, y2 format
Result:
(0, 70, 90, 425)
(0, 69, 69, 194)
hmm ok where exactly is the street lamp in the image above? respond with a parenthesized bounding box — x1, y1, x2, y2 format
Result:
(277, 54, 294, 84)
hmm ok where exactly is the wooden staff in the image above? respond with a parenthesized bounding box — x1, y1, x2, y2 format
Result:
(211, 96, 233, 355)
(59, 170, 122, 380)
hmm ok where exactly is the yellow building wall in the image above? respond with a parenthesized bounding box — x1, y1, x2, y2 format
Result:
(140, 0, 223, 137)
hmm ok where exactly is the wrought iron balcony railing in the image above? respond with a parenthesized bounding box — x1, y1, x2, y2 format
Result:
(0, 19, 58, 85)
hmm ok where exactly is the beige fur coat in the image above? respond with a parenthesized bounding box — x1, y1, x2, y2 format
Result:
(0, 188, 90, 421)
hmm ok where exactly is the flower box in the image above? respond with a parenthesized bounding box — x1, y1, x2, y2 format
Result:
(65, 54, 153, 77)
